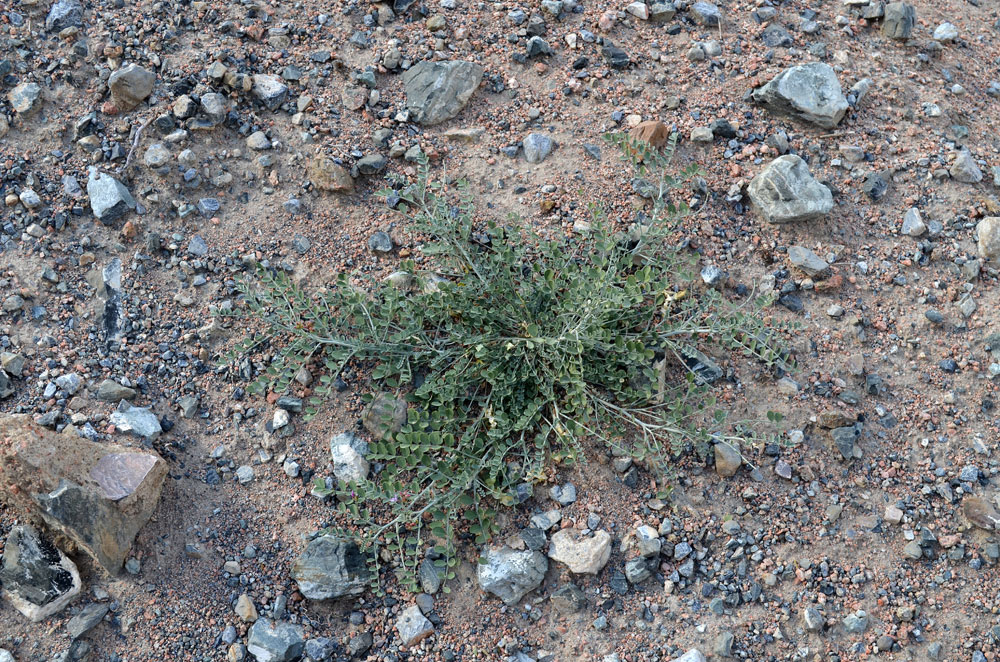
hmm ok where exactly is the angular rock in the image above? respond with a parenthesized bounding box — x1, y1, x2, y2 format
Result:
(86, 167, 136, 224)
(247, 619, 305, 662)
(0, 415, 167, 575)
(690, 1, 720, 25)
(46, 0, 84, 31)
(477, 546, 547, 605)
(752, 62, 849, 129)
(251, 75, 289, 111)
(950, 149, 983, 183)
(108, 64, 155, 111)
(330, 437, 369, 484)
(547, 529, 612, 574)
(308, 157, 354, 193)
(403, 60, 483, 126)
(882, 2, 915, 39)
(0, 526, 81, 622)
(550, 583, 586, 613)
(290, 535, 370, 600)
(396, 605, 434, 646)
(933, 22, 958, 42)
(748, 155, 834, 223)
(673, 651, 706, 662)
(8, 83, 42, 116)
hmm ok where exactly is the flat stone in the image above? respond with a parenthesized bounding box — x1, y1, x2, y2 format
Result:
(362, 393, 407, 440)
(0, 526, 81, 622)
(96, 379, 136, 402)
(902, 208, 926, 237)
(0, 415, 167, 575)
(403, 60, 483, 126)
(66, 602, 109, 639)
(673, 651, 706, 662)
(547, 529, 612, 574)
(752, 62, 849, 129)
(788, 245, 829, 277)
(477, 546, 547, 604)
(748, 155, 834, 223)
(290, 535, 370, 600)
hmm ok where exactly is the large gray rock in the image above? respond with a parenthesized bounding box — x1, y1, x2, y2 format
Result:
(46, 0, 84, 32)
(403, 60, 483, 126)
(0, 526, 82, 622)
(290, 535, 370, 600)
(752, 62, 849, 129)
(0, 415, 167, 575)
(108, 64, 155, 111)
(86, 167, 136, 224)
(882, 2, 915, 39)
(251, 75, 289, 111)
(247, 619, 305, 662)
(748, 155, 833, 223)
(477, 546, 547, 605)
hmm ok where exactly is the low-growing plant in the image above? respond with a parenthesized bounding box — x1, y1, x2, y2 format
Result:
(220, 133, 791, 592)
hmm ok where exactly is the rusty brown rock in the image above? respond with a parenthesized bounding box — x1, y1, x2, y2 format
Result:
(0, 415, 167, 575)
(962, 496, 1000, 530)
(629, 120, 670, 148)
(308, 157, 354, 193)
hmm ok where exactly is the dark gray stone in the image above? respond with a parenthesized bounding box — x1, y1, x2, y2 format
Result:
(290, 535, 370, 600)
(45, 0, 84, 32)
(0, 526, 81, 622)
(66, 603, 109, 640)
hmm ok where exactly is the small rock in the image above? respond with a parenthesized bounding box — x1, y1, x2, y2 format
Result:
(547, 529, 612, 574)
(396, 605, 434, 646)
(477, 547, 547, 604)
(247, 619, 305, 662)
(290, 535, 370, 600)
(523, 133, 554, 163)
